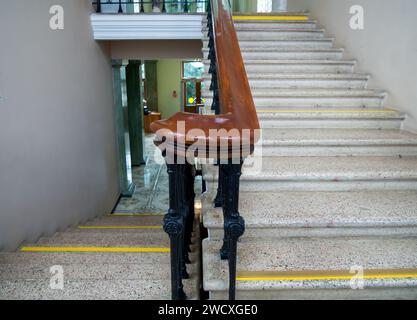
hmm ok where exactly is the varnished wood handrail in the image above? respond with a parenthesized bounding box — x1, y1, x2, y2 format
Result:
(150, 0, 260, 151)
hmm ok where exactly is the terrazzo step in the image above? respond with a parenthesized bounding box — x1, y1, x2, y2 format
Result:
(258, 128, 417, 156)
(0, 278, 199, 300)
(203, 237, 417, 300)
(0, 262, 175, 281)
(257, 108, 405, 129)
(203, 73, 369, 89)
(80, 215, 163, 227)
(238, 29, 325, 39)
(0, 251, 174, 266)
(203, 89, 386, 108)
(232, 21, 318, 30)
(202, 48, 344, 60)
(202, 29, 326, 39)
(29, 232, 170, 247)
(204, 29, 326, 39)
(0, 255, 199, 280)
(204, 38, 334, 49)
(202, 156, 417, 191)
(243, 60, 356, 74)
(203, 190, 417, 239)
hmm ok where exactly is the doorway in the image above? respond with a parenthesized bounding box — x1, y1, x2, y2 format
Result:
(182, 60, 205, 114)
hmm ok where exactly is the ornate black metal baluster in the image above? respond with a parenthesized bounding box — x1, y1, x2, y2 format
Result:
(140, 0, 145, 12)
(184, 163, 196, 265)
(118, 0, 123, 13)
(163, 162, 187, 300)
(96, 0, 102, 13)
(178, 164, 190, 281)
(162, 0, 166, 12)
(221, 160, 245, 301)
(184, 0, 189, 13)
(207, 1, 220, 116)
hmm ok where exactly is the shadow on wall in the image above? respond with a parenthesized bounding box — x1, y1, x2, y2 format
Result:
(293, 0, 417, 131)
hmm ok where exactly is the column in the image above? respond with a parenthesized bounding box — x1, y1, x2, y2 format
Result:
(145, 61, 159, 113)
(126, 60, 146, 166)
(112, 60, 135, 197)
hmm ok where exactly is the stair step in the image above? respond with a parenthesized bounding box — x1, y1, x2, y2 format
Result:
(203, 156, 417, 191)
(0, 256, 199, 280)
(232, 88, 384, 97)
(241, 60, 356, 74)
(203, 190, 417, 238)
(0, 278, 199, 300)
(204, 38, 334, 49)
(210, 38, 334, 50)
(203, 237, 417, 299)
(238, 29, 325, 39)
(203, 48, 344, 60)
(258, 128, 417, 156)
(27, 232, 169, 247)
(249, 73, 369, 89)
(0, 251, 172, 266)
(203, 89, 386, 108)
(203, 29, 326, 39)
(232, 21, 318, 30)
(231, 12, 311, 16)
(203, 73, 369, 89)
(0, 262, 174, 281)
(81, 215, 163, 227)
(257, 108, 405, 129)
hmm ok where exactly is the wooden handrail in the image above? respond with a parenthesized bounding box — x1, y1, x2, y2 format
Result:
(155, 0, 257, 301)
(150, 0, 260, 152)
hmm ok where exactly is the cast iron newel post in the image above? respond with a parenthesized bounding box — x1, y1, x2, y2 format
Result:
(140, 0, 145, 12)
(162, 149, 195, 300)
(118, 0, 123, 13)
(219, 161, 245, 300)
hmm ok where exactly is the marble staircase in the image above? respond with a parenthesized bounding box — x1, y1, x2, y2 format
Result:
(201, 13, 417, 300)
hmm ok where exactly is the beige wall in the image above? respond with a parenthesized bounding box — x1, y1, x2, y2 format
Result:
(0, 0, 119, 250)
(110, 40, 203, 60)
(289, 0, 417, 131)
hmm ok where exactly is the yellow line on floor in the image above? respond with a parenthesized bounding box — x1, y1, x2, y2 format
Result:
(233, 16, 309, 21)
(20, 247, 170, 253)
(78, 226, 163, 230)
(257, 109, 397, 114)
(237, 269, 417, 281)
(109, 213, 164, 217)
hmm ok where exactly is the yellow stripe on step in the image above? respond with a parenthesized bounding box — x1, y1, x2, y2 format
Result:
(257, 109, 398, 114)
(233, 16, 309, 21)
(109, 213, 164, 217)
(20, 247, 170, 253)
(78, 226, 163, 230)
(237, 269, 417, 281)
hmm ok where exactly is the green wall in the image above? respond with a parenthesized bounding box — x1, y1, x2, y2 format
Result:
(157, 60, 182, 119)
